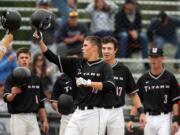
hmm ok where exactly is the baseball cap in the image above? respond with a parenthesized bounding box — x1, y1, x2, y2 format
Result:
(69, 10, 78, 17)
(149, 48, 163, 56)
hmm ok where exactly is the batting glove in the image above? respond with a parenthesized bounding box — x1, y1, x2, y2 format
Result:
(76, 77, 91, 87)
(33, 30, 43, 43)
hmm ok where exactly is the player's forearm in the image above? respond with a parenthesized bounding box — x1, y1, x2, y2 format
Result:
(6, 93, 17, 102)
(38, 40, 48, 53)
(90, 82, 103, 90)
(130, 93, 143, 109)
(38, 108, 48, 123)
(172, 103, 179, 116)
(0, 33, 13, 60)
(2, 33, 13, 47)
(51, 102, 58, 112)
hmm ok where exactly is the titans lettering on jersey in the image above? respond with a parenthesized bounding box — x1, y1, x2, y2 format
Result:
(103, 61, 138, 107)
(137, 70, 180, 112)
(76, 59, 115, 107)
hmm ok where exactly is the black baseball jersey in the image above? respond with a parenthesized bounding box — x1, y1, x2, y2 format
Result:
(44, 49, 115, 107)
(52, 73, 74, 101)
(137, 70, 180, 112)
(103, 61, 138, 107)
(3, 73, 45, 114)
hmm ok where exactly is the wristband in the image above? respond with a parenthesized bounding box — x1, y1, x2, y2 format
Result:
(86, 79, 91, 86)
(0, 46, 7, 54)
(129, 115, 135, 121)
(137, 107, 144, 114)
(173, 115, 180, 123)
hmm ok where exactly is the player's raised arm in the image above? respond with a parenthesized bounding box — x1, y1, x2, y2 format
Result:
(0, 9, 21, 60)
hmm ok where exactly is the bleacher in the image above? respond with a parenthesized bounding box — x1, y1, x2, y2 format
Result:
(0, 0, 180, 134)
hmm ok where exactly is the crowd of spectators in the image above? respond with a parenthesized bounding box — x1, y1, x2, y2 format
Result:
(32, 0, 180, 71)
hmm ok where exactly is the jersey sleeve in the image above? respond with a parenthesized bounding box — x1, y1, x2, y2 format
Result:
(43, 49, 79, 79)
(102, 63, 115, 91)
(126, 68, 138, 94)
(170, 75, 180, 102)
(3, 75, 13, 103)
(136, 77, 144, 102)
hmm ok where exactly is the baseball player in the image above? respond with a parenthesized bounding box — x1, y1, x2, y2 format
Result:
(51, 73, 75, 135)
(101, 36, 146, 135)
(3, 47, 49, 135)
(127, 47, 180, 135)
(33, 31, 116, 135)
(0, 9, 21, 60)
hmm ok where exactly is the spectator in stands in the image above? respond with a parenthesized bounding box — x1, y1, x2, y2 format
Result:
(147, 11, 180, 71)
(56, 10, 88, 56)
(31, 0, 58, 55)
(31, 53, 53, 93)
(51, 0, 77, 25)
(85, 0, 118, 38)
(115, 0, 149, 69)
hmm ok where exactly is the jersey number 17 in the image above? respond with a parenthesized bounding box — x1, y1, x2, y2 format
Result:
(116, 87, 123, 96)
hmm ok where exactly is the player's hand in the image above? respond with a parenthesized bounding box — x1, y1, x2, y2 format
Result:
(11, 86, 22, 95)
(127, 121, 134, 133)
(139, 113, 146, 130)
(171, 122, 179, 135)
(33, 30, 43, 43)
(42, 120, 49, 133)
(76, 77, 91, 87)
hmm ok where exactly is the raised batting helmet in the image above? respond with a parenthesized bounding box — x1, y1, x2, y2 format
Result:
(30, 9, 52, 30)
(12, 67, 31, 88)
(58, 94, 74, 115)
(0, 9, 21, 31)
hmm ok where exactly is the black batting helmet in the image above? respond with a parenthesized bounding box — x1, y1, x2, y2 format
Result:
(30, 9, 52, 30)
(12, 67, 31, 88)
(58, 94, 74, 115)
(0, 9, 21, 31)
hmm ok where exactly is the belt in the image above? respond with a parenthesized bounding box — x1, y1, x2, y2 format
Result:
(146, 111, 169, 116)
(104, 104, 122, 109)
(77, 106, 96, 110)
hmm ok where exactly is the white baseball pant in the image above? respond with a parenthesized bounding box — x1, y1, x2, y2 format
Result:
(103, 107, 125, 135)
(64, 107, 105, 135)
(144, 113, 171, 135)
(59, 114, 72, 135)
(10, 113, 41, 135)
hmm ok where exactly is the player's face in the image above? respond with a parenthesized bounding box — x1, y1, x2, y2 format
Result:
(17, 53, 31, 68)
(149, 56, 163, 68)
(82, 40, 97, 60)
(102, 43, 117, 62)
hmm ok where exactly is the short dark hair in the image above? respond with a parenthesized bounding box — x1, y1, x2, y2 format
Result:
(16, 47, 31, 58)
(125, 0, 137, 5)
(102, 36, 119, 51)
(157, 11, 168, 24)
(84, 36, 102, 50)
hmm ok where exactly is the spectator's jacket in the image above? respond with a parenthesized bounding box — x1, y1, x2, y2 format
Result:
(0, 50, 17, 84)
(115, 9, 142, 34)
(147, 16, 180, 42)
(56, 22, 88, 46)
(85, 2, 118, 33)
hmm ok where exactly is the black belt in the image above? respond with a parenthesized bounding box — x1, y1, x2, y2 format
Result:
(77, 106, 96, 110)
(146, 111, 169, 116)
(104, 104, 122, 109)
